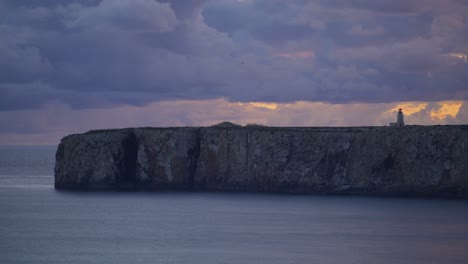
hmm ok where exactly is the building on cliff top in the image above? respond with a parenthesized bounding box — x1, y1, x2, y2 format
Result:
(211, 121, 241, 128)
(389, 108, 405, 127)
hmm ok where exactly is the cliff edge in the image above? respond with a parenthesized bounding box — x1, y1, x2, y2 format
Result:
(55, 126, 468, 197)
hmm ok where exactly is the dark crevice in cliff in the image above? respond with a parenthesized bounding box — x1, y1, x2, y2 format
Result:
(372, 154, 395, 175)
(120, 131, 138, 186)
(383, 155, 394, 170)
(187, 129, 201, 189)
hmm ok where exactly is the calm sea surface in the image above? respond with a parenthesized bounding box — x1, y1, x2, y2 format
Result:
(0, 146, 467, 264)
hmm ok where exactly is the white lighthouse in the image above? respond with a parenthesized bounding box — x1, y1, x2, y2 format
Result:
(390, 108, 405, 127)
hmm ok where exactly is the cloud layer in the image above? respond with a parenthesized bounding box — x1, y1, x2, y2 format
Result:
(1, 0, 467, 111)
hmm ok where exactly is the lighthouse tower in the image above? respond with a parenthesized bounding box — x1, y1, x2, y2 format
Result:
(389, 108, 405, 127)
(397, 108, 404, 127)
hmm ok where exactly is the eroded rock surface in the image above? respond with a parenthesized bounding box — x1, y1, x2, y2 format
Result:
(55, 126, 468, 197)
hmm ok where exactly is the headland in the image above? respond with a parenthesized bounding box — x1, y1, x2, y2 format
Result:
(55, 125, 468, 198)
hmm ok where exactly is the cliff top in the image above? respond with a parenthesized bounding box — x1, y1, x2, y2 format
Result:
(81, 125, 468, 136)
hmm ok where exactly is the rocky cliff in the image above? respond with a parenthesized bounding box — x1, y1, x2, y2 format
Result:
(55, 126, 468, 197)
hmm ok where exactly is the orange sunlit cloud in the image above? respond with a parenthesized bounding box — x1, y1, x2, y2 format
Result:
(430, 101, 463, 120)
(388, 102, 428, 115)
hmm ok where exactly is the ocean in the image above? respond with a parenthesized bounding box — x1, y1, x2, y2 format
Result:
(1, 145, 467, 264)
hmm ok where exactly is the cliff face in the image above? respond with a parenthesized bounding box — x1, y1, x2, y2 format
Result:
(55, 126, 468, 197)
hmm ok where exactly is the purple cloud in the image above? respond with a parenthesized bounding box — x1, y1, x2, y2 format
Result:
(0, 0, 466, 112)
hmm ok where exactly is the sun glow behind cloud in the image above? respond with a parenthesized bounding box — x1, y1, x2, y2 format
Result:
(449, 53, 468, 63)
(247, 102, 279, 110)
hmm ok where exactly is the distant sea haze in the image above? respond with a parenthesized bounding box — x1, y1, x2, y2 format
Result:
(1, 146, 468, 264)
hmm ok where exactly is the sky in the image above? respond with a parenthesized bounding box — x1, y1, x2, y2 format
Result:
(0, 0, 467, 145)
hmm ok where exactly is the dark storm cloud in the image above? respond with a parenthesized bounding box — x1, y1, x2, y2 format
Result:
(0, 0, 467, 110)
